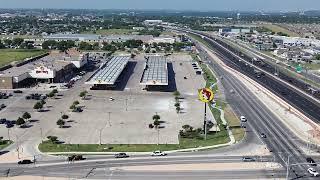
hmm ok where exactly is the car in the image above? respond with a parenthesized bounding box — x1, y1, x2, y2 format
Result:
(5, 120, 14, 128)
(18, 159, 33, 164)
(114, 153, 129, 158)
(68, 155, 85, 161)
(151, 151, 167, 156)
(242, 157, 255, 162)
(0, 118, 6, 124)
(307, 168, 319, 177)
(72, 107, 83, 113)
(13, 90, 23, 93)
(260, 133, 267, 138)
(240, 116, 247, 122)
(306, 157, 317, 166)
(109, 97, 114, 101)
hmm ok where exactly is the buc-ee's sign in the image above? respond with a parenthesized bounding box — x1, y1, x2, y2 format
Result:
(35, 66, 49, 74)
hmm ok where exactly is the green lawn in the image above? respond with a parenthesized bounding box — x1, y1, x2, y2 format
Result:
(0, 140, 13, 150)
(224, 105, 245, 142)
(262, 24, 300, 37)
(39, 131, 230, 153)
(0, 49, 47, 67)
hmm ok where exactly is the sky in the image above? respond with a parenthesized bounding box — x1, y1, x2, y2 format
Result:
(1, 0, 320, 11)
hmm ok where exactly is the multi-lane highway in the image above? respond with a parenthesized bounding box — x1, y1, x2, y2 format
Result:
(192, 35, 320, 179)
(192, 31, 320, 123)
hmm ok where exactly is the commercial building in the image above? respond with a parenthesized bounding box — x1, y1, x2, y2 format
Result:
(0, 49, 88, 89)
(143, 20, 163, 26)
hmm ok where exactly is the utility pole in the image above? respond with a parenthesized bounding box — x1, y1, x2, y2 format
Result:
(7, 128, 10, 141)
(99, 129, 102, 145)
(108, 112, 111, 127)
(286, 155, 291, 180)
(40, 127, 43, 143)
(204, 102, 207, 140)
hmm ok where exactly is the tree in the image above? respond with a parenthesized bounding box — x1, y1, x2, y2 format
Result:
(47, 91, 55, 98)
(0, 40, 5, 49)
(79, 91, 88, 99)
(33, 102, 43, 112)
(40, 99, 46, 105)
(70, 104, 76, 110)
(152, 114, 160, 121)
(22, 112, 31, 121)
(12, 38, 24, 47)
(79, 42, 93, 50)
(47, 136, 58, 143)
(16, 117, 25, 126)
(56, 119, 65, 128)
(61, 114, 69, 120)
(173, 91, 181, 97)
(73, 100, 80, 105)
(176, 106, 181, 113)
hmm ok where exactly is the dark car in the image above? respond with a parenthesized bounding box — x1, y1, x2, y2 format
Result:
(18, 159, 33, 164)
(68, 155, 85, 161)
(13, 90, 23, 93)
(242, 157, 255, 162)
(260, 133, 267, 138)
(115, 153, 129, 158)
(0, 118, 6, 124)
(5, 121, 14, 128)
(1, 104, 6, 108)
(72, 107, 83, 112)
(306, 157, 317, 166)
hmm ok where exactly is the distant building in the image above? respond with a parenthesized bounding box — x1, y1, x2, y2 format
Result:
(143, 20, 163, 26)
(149, 37, 176, 44)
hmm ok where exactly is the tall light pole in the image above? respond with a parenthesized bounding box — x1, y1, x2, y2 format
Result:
(286, 154, 292, 180)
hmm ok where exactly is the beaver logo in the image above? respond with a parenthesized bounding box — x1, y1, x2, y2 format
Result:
(198, 88, 214, 103)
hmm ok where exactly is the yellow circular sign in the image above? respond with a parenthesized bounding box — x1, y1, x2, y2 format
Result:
(198, 88, 214, 103)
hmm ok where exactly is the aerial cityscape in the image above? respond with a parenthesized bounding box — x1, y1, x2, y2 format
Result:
(0, 1, 320, 179)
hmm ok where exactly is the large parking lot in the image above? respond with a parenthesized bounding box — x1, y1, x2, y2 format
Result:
(0, 54, 215, 146)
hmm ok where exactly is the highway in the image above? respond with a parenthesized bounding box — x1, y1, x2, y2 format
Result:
(0, 155, 283, 179)
(193, 31, 320, 123)
(192, 37, 319, 179)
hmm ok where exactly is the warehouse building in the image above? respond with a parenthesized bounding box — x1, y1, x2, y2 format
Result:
(0, 49, 88, 89)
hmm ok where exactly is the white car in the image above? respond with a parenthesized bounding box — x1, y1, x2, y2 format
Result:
(151, 151, 167, 156)
(307, 168, 319, 177)
(240, 116, 247, 122)
(109, 97, 114, 101)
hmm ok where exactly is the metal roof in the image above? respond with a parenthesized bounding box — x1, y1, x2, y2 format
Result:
(140, 55, 168, 86)
(86, 56, 130, 85)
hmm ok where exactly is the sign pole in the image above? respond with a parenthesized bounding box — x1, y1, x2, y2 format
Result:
(204, 102, 207, 140)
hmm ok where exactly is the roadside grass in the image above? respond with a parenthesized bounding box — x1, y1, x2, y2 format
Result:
(262, 24, 300, 37)
(0, 140, 13, 150)
(224, 105, 245, 142)
(39, 131, 230, 152)
(0, 49, 47, 67)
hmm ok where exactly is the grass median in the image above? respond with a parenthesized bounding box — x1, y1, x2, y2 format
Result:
(39, 132, 230, 153)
